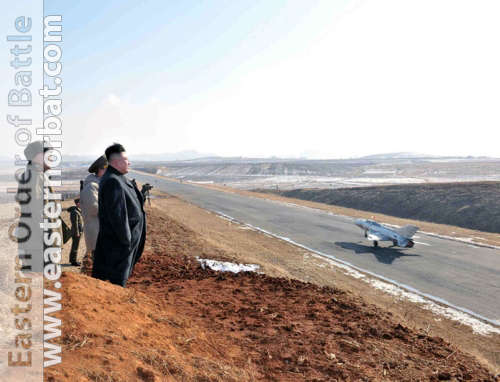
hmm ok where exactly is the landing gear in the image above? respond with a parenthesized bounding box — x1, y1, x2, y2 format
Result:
(364, 230, 368, 238)
(373, 241, 378, 248)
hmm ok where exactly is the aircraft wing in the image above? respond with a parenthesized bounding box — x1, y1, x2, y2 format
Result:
(367, 231, 389, 241)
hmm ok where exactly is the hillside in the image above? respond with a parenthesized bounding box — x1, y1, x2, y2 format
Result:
(43, 199, 497, 381)
(256, 182, 500, 234)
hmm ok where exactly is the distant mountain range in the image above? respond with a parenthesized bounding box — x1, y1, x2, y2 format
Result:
(360, 152, 440, 160)
(360, 152, 491, 160)
(1, 151, 492, 165)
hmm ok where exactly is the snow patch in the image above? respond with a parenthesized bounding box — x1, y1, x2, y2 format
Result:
(197, 259, 260, 274)
(215, 212, 236, 222)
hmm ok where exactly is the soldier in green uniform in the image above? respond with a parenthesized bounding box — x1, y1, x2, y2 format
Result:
(68, 198, 83, 266)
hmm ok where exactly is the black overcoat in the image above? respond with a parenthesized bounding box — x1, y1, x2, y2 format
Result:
(92, 166, 146, 284)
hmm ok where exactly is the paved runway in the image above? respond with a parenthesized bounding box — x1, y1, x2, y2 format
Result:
(132, 171, 500, 324)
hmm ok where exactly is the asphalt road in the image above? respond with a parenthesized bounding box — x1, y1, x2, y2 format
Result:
(132, 172, 500, 325)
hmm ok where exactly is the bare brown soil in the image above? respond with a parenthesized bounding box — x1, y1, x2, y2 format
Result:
(45, 195, 499, 381)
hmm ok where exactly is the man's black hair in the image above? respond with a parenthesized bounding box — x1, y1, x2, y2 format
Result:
(74, 198, 80, 204)
(105, 143, 126, 162)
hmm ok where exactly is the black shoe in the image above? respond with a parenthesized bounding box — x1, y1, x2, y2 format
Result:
(71, 261, 82, 267)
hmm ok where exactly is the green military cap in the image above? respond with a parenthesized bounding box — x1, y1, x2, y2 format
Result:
(24, 140, 53, 160)
(88, 155, 108, 173)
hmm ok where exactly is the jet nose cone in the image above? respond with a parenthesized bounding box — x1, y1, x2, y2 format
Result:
(355, 219, 363, 228)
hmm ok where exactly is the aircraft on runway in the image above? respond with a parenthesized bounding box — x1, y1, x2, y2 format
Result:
(355, 219, 419, 248)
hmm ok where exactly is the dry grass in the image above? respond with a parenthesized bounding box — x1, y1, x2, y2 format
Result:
(77, 368, 124, 382)
(132, 348, 255, 382)
(132, 349, 185, 379)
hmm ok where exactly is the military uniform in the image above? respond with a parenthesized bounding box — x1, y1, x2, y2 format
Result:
(68, 205, 83, 265)
(80, 155, 107, 256)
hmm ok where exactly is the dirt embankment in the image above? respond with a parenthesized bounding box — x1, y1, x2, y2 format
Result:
(256, 182, 500, 234)
(45, 200, 498, 381)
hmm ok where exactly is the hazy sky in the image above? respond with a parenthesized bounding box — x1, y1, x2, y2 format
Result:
(3, 0, 500, 159)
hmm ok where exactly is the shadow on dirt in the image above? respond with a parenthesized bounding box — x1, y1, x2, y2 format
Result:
(335, 241, 421, 265)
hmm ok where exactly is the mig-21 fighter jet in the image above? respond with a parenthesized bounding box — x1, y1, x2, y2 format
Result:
(355, 219, 419, 248)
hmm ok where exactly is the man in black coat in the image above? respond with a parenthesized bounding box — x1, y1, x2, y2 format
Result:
(92, 143, 147, 287)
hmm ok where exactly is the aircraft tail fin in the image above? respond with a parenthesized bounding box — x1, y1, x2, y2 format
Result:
(395, 225, 419, 238)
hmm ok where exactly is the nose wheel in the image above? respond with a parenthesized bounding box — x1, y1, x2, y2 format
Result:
(373, 241, 378, 248)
